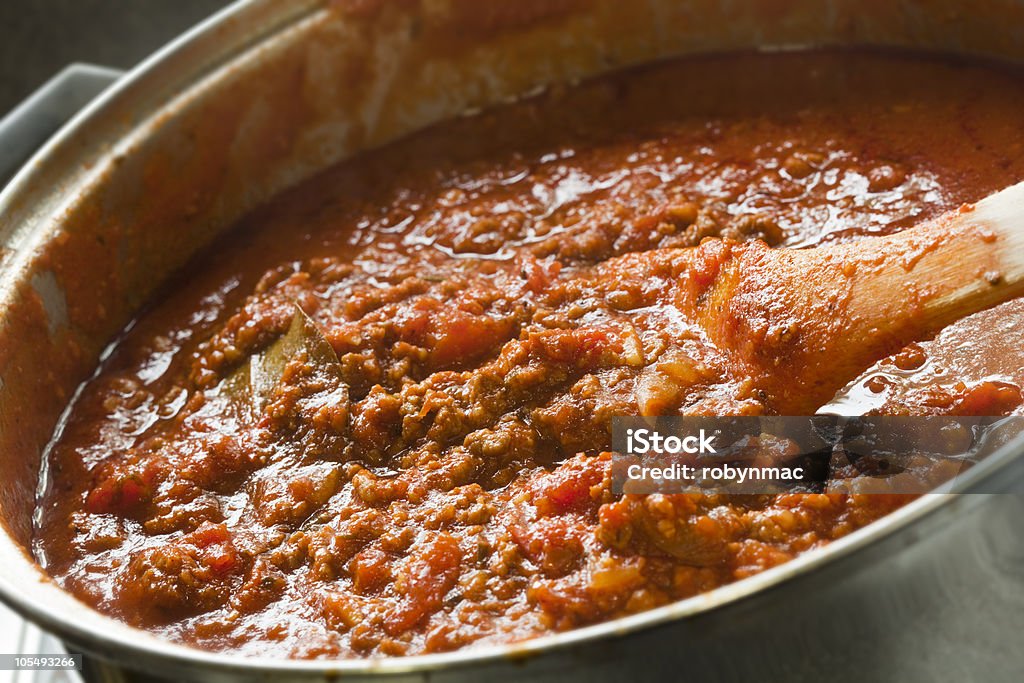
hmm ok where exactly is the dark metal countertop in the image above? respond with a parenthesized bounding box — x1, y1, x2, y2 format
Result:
(0, 0, 229, 117)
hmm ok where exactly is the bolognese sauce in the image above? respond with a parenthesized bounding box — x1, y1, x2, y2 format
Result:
(33, 50, 1024, 658)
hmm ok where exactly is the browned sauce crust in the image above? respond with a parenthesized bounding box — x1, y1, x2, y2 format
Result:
(34, 50, 1024, 658)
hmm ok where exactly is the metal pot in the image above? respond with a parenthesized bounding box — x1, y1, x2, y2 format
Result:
(2, 1, 1024, 680)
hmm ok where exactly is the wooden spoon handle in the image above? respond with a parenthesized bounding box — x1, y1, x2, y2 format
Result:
(915, 181, 1024, 320)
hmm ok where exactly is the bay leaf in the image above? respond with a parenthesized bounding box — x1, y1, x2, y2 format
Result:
(218, 304, 344, 416)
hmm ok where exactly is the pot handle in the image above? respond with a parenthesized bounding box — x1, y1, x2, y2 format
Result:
(0, 63, 123, 188)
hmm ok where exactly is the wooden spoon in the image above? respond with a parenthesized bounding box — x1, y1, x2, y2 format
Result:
(691, 181, 1024, 414)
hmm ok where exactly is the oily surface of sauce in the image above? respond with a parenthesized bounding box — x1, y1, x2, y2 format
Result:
(33, 50, 1024, 658)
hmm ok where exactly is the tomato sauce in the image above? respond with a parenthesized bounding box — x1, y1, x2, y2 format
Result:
(33, 49, 1024, 658)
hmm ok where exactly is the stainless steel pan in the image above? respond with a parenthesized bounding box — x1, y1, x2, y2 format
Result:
(2, 1, 1024, 680)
